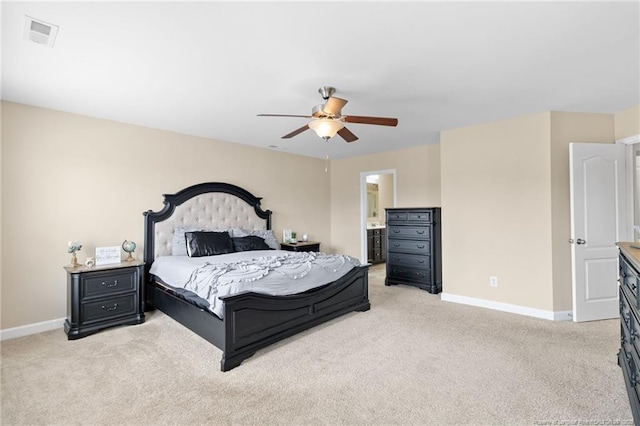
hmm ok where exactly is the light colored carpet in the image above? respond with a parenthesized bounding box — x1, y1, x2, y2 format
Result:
(1, 264, 634, 425)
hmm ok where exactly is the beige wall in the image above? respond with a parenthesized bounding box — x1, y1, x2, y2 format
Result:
(378, 173, 394, 223)
(329, 144, 441, 259)
(549, 112, 615, 311)
(441, 111, 615, 313)
(441, 112, 555, 310)
(615, 104, 640, 140)
(1, 101, 331, 329)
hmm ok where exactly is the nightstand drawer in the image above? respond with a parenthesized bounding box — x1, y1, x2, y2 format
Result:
(81, 294, 138, 324)
(82, 270, 136, 299)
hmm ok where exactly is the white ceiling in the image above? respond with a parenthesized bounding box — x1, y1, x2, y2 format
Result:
(2, 1, 639, 159)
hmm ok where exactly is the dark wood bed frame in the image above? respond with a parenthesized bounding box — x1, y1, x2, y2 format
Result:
(143, 182, 370, 371)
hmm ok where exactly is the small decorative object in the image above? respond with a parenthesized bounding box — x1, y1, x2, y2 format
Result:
(85, 257, 95, 267)
(302, 234, 308, 242)
(122, 240, 137, 261)
(68, 241, 82, 267)
(290, 231, 297, 243)
(283, 229, 293, 243)
(95, 246, 121, 266)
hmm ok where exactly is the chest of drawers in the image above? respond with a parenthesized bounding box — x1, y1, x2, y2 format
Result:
(64, 261, 145, 339)
(618, 244, 640, 424)
(385, 207, 441, 294)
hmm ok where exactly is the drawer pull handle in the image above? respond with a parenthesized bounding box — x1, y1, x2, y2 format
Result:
(102, 280, 118, 288)
(416, 230, 425, 234)
(417, 245, 425, 249)
(393, 243, 401, 247)
(101, 303, 119, 312)
(393, 229, 400, 233)
(416, 259, 425, 264)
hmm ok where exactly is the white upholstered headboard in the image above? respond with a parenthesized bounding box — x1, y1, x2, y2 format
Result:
(144, 183, 272, 262)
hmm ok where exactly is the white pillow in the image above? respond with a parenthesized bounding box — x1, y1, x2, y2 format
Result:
(172, 227, 228, 256)
(230, 228, 279, 250)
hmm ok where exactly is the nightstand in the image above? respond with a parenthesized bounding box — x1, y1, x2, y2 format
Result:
(64, 260, 145, 340)
(280, 241, 321, 252)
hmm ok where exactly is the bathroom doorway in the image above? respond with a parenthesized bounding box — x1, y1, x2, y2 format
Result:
(360, 169, 396, 264)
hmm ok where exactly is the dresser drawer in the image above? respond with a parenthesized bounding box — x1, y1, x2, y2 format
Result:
(388, 253, 430, 270)
(621, 254, 640, 309)
(629, 342, 640, 401)
(82, 269, 137, 300)
(388, 239, 431, 255)
(388, 266, 431, 284)
(81, 294, 138, 325)
(387, 210, 432, 224)
(387, 211, 408, 222)
(622, 286, 634, 334)
(388, 226, 430, 240)
(621, 286, 640, 361)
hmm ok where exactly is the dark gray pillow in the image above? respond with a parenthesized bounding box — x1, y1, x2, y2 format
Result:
(231, 235, 272, 252)
(185, 231, 233, 257)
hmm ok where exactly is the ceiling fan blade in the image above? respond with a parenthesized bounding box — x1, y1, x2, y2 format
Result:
(337, 127, 358, 143)
(323, 97, 348, 116)
(258, 114, 312, 118)
(282, 125, 309, 139)
(344, 115, 398, 126)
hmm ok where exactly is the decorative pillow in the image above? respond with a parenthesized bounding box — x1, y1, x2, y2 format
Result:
(172, 227, 204, 256)
(230, 228, 279, 250)
(172, 227, 227, 256)
(231, 235, 272, 252)
(184, 231, 234, 257)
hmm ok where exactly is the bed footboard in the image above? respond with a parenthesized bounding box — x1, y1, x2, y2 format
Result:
(219, 265, 370, 371)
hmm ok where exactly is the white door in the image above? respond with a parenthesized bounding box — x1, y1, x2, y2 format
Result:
(570, 143, 628, 322)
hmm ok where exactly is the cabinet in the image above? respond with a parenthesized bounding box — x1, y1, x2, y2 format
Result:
(367, 228, 386, 264)
(385, 207, 441, 294)
(64, 261, 145, 340)
(617, 243, 640, 424)
(280, 241, 320, 252)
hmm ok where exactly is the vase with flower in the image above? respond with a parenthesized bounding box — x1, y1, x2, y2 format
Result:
(68, 241, 82, 267)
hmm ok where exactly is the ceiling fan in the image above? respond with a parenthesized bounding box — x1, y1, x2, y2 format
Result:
(257, 86, 398, 143)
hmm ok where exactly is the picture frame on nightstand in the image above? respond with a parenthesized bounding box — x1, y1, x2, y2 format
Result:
(283, 229, 293, 243)
(95, 246, 121, 265)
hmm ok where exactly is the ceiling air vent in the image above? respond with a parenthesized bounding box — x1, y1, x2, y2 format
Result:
(23, 15, 59, 47)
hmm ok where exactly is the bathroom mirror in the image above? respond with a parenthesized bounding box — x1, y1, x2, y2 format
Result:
(367, 183, 379, 218)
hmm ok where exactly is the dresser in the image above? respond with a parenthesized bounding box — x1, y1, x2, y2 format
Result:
(64, 261, 145, 339)
(617, 242, 640, 424)
(367, 228, 386, 264)
(385, 207, 441, 294)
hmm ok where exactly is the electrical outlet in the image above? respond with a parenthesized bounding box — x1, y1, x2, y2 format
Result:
(490, 276, 498, 287)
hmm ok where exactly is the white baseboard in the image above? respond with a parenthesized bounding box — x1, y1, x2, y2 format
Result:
(440, 293, 572, 321)
(0, 317, 65, 341)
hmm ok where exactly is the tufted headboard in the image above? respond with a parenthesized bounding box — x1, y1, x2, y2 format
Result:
(143, 182, 272, 264)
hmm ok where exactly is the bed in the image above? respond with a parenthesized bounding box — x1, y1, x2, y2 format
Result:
(143, 182, 370, 371)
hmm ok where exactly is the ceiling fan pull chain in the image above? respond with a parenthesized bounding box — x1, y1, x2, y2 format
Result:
(325, 142, 330, 173)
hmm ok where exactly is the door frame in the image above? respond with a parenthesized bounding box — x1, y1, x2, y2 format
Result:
(618, 135, 640, 242)
(360, 169, 397, 264)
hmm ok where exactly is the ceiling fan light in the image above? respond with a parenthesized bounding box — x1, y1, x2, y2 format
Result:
(308, 119, 344, 139)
